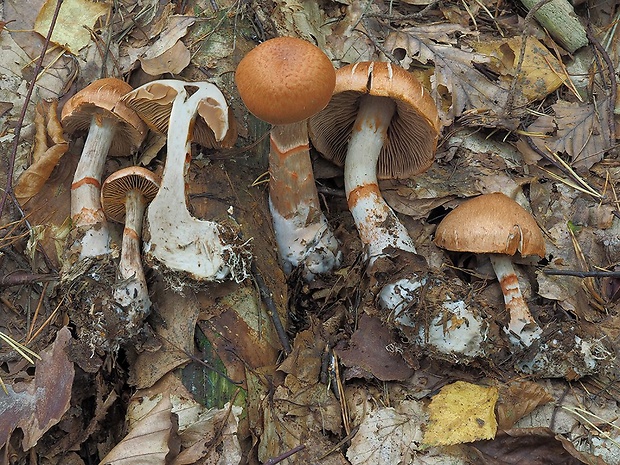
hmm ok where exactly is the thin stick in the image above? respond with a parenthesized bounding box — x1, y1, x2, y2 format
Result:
(543, 269, 620, 278)
(251, 261, 291, 355)
(264, 445, 305, 465)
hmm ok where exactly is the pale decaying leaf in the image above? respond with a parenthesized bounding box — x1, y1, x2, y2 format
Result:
(347, 400, 426, 465)
(423, 381, 498, 446)
(34, 0, 110, 54)
(0, 327, 74, 451)
(125, 373, 242, 465)
(14, 98, 68, 203)
(100, 392, 174, 465)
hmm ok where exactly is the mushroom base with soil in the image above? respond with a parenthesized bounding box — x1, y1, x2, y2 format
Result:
(269, 122, 342, 279)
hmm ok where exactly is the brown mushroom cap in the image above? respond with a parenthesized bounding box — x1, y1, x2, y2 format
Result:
(61, 78, 147, 156)
(120, 81, 237, 149)
(433, 192, 546, 258)
(309, 61, 441, 179)
(101, 166, 160, 223)
(235, 37, 336, 125)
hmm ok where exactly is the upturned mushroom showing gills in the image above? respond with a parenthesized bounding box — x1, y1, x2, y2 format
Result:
(434, 192, 546, 347)
(121, 80, 250, 286)
(309, 62, 440, 262)
(61, 78, 147, 259)
(235, 37, 342, 280)
(101, 167, 159, 325)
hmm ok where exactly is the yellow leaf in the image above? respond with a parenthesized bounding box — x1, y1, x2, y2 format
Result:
(34, 0, 110, 54)
(423, 380, 498, 446)
(472, 37, 565, 101)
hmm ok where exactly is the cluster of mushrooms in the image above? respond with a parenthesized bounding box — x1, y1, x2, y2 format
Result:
(58, 36, 604, 375)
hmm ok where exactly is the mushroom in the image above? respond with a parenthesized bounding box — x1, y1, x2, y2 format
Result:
(235, 37, 342, 280)
(101, 166, 159, 323)
(61, 77, 147, 259)
(309, 62, 440, 262)
(121, 80, 250, 287)
(434, 192, 546, 347)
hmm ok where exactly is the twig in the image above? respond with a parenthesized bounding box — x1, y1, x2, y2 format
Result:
(264, 445, 305, 465)
(364, 0, 439, 20)
(586, 24, 617, 149)
(251, 261, 292, 355)
(0, 0, 64, 219)
(543, 269, 620, 278)
(0, 271, 58, 288)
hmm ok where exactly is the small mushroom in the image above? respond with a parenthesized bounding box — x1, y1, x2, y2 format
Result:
(309, 62, 440, 261)
(121, 80, 250, 287)
(62, 78, 147, 259)
(434, 192, 546, 347)
(235, 37, 341, 280)
(101, 167, 159, 323)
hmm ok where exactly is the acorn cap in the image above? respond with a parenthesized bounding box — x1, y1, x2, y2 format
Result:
(101, 166, 160, 223)
(61, 77, 147, 156)
(235, 37, 336, 125)
(309, 61, 440, 179)
(433, 192, 546, 258)
(120, 80, 237, 148)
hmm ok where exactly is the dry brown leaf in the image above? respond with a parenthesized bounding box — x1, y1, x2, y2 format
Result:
(496, 381, 554, 430)
(137, 15, 195, 75)
(0, 327, 74, 450)
(14, 99, 68, 203)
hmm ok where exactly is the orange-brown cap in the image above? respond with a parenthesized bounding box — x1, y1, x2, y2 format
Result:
(61, 78, 147, 156)
(433, 192, 546, 258)
(309, 61, 440, 179)
(235, 37, 336, 125)
(121, 80, 237, 149)
(101, 166, 160, 223)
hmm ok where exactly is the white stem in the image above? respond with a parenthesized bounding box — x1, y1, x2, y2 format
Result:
(344, 95, 416, 261)
(71, 115, 117, 258)
(114, 190, 150, 317)
(143, 81, 248, 284)
(489, 254, 542, 347)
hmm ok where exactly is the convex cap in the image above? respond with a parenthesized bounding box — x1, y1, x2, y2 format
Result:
(61, 77, 147, 155)
(235, 37, 336, 125)
(434, 192, 546, 258)
(309, 61, 440, 179)
(101, 166, 160, 223)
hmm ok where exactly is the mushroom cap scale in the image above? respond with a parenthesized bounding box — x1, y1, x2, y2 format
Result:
(121, 81, 237, 148)
(61, 77, 147, 156)
(235, 37, 336, 125)
(101, 167, 160, 223)
(309, 61, 440, 179)
(433, 192, 546, 258)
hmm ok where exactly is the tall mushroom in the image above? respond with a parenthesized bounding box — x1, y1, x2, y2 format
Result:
(101, 167, 159, 325)
(434, 192, 546, 347)
(309, 62, 440, 262)
(121, 80, 250, 287)
(61, 78, 147, 259)
(235, 37, 342, 280)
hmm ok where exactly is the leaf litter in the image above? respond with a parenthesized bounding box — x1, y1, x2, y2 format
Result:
(1, 0, 620, 464)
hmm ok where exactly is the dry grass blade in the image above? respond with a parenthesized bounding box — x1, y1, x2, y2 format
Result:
(561, 405, 620, 449)
(0, 331, 41, 365)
